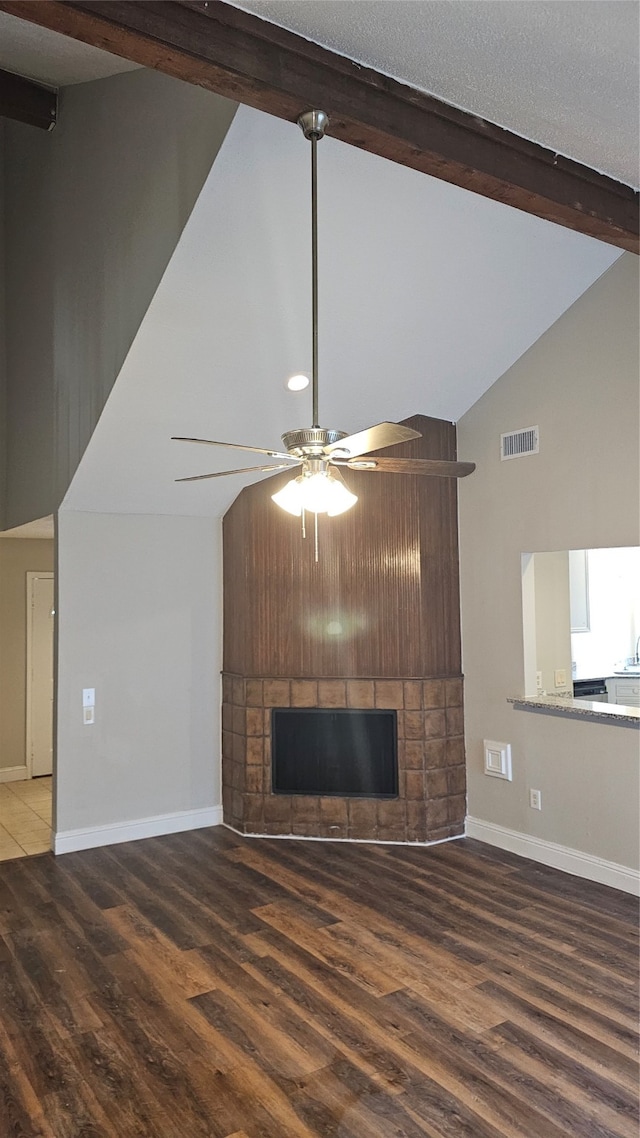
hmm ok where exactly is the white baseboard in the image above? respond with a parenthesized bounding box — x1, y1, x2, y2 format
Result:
(466, 816, 639, 896)
(0, 765, 28, 784)
(54, 805, 223, 855)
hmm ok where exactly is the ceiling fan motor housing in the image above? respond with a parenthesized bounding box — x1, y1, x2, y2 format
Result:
(282, 427, 347, 457)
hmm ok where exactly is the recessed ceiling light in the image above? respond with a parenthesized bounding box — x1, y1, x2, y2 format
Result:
(286, 373, 310, 391)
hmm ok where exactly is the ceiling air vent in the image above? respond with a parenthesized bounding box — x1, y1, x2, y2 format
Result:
(500, 425, 539, 461)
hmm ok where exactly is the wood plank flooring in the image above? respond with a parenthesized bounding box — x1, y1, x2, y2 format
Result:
(0, 828, 637, 1137)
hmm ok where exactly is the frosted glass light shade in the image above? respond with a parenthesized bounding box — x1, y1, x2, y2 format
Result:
(272, 470, 357, 517)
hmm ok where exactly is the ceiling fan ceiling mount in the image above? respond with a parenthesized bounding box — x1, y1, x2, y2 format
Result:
(297, 109, 329, 141)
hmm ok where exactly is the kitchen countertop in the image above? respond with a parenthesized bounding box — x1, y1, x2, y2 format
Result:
(508, 694, 640, 726)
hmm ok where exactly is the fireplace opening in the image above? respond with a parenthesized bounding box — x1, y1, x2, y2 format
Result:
(272, 708, 398, 798)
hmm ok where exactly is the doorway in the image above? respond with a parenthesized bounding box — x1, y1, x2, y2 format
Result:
(26, 572, 54, 778)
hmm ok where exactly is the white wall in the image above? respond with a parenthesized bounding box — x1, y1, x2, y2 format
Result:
(458, 253, 640, 884)
(55, 511, 222, 848)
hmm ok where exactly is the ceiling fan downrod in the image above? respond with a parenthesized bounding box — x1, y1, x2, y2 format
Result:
(297, 110, 329, 430)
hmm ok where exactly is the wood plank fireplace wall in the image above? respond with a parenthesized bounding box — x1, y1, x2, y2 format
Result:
(222, 414, 467, 842)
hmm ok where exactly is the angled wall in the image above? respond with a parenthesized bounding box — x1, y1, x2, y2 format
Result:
(2, 68, 236, 529)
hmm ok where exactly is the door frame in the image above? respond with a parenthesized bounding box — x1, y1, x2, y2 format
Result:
(25, 571, 55, 779)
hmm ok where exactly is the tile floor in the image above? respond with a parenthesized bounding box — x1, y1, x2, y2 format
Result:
(0, 776, 52, 860)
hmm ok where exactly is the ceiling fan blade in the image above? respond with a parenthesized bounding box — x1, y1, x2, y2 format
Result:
(176, 462, 299, 483)
(172, 437, 298, 462)
(338, 456, 476, 478)
(324, 422, 421, 459)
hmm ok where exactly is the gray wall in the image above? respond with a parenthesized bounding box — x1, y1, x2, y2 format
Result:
(0, 537, 55, 771)
(0, 121, 6, 529)
(56, 511, 222, 837)
(458, 253, 639, 871)
(3, 69, 236, 529)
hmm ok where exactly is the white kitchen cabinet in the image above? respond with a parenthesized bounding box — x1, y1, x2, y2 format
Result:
(606, 677, 640, 707)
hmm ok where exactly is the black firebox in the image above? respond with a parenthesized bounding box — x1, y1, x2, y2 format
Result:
(272, 708, 398, 798)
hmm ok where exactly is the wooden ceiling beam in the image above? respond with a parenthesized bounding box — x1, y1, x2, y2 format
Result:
(0, 66, 57, 130)
(0, 0, 637, 251)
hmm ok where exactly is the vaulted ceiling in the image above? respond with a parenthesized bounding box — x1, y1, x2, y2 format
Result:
(63, 105, 620, 518)
(0, 1, 633, 522)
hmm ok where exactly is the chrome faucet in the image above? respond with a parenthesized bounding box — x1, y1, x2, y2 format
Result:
(635, 635, 640, 665)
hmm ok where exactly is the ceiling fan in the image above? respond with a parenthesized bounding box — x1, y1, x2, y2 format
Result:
(173, 110, 475, 527)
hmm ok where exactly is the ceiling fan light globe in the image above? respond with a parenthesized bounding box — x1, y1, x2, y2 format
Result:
(325, 480, 358, 516)
(298, 471, 357, 516)
(272, 471, 357, 517)
(271, 478, 304, 516)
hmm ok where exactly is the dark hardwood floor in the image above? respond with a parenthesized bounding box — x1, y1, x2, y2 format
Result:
(0, 828, 637, 1137)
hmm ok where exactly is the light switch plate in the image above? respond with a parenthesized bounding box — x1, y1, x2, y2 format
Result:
(82, 688, 95, 708)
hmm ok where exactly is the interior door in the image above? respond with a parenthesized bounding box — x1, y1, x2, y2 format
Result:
(28, 573, 54, 778)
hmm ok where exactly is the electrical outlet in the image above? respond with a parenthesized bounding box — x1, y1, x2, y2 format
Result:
(554, 669, 566, 688)
(536, 671, 543, 691)
(529, 788, 542, 810)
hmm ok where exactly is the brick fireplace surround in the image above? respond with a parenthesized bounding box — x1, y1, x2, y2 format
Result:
(222, 674, 466, 843)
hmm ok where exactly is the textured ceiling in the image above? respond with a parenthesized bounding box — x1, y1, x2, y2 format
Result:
(0, 11, 140, 86)
(64, 106, 620, 519)
(3, 3, 636, 184)
(230, 0, 640, 187)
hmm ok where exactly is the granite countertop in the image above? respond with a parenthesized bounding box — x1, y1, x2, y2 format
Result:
(508, 694, 640, 726)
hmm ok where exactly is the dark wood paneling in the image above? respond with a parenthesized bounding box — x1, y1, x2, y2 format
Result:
(223, 414, 461, 679)
(0, 832, 636, 1137)
(0, 1, 637, 250)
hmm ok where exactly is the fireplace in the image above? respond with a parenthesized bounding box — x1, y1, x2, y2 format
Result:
(221, 414, 467, 844)
(272, 708, 398, 797)
(221, 674, 465, 842)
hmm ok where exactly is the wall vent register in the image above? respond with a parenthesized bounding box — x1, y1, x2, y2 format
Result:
(272, 708, 398, 798)
(501, 425, 539, 460)
(483, 739, 513, 780)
